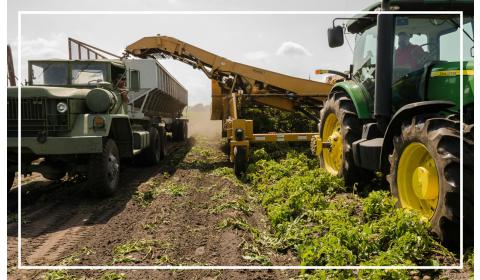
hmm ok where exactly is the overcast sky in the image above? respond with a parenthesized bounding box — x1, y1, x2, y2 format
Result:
(8, 0, 375, 105)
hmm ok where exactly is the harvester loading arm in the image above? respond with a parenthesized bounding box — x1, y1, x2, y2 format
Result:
(125, 36, 333, 118)
(125, 35, 335, 175)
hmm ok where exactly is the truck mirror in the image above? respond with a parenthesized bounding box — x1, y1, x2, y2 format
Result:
(130, 70, 140, 91)
(328, 25, 344, 48)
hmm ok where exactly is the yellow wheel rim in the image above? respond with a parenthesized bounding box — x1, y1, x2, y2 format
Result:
(322, 113, 343, 175)
(397, 142, 439, 219)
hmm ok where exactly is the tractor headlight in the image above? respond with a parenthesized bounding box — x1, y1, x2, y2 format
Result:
(56, 101, 68, 113)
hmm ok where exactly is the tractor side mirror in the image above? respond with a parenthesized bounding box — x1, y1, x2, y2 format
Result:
(328, 25, 344, 48)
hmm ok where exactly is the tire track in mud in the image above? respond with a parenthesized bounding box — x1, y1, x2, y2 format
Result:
(8, 142, 188, 270)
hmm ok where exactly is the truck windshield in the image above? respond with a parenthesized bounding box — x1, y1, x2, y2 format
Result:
(72, 63, 108, 85)
(31, 62, 68, 85)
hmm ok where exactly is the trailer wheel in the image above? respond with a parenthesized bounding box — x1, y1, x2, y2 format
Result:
(7, 172, 15, 192)
(182, 121, 188, 140)
(143, 127, 162, 165)
(234, 146, 247, 177)
(318, 90, 370, 187)
(158, 126, 167, 159)
(88, 139, 120, 197)
(387, 116, 473, 248)
(172, 121, 183, 142)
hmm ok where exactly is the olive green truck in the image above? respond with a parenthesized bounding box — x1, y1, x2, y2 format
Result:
(7, 58, 188, 197)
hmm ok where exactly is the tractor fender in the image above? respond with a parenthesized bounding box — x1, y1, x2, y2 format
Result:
(331, 81, 372, 120)
(379, 100, 455, 173)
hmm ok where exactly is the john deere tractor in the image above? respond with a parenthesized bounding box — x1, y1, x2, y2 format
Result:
(315, 0, 473, 248)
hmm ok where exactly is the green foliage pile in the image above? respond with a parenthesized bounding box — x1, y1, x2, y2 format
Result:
(246, 148, 453, 279)
(240, 107, 317, 133)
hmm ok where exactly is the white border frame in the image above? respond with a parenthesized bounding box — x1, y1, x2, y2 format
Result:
(16, 10, 464, 271)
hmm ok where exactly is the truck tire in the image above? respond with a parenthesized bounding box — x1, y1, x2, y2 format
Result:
(318, 90, 370, 187)
(234, 146, 247, 177)
(7, 172, 15, 192)
(172, 121, 181, 142)
(182, 121, 188, 140)
(88, 139, 120, 198)
(158, 126, 167, 159)
(387, 116, 473, 248)
(143, 127, 162, 165)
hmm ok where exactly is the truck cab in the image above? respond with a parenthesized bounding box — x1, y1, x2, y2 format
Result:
(7, 58, 188, 197)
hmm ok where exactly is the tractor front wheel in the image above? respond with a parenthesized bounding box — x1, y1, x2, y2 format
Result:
(318, 90, 370, 187)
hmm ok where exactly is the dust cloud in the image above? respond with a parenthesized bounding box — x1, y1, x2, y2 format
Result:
(185, 104, 222, 140)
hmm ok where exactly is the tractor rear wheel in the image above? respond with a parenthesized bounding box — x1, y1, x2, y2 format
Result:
(387, 116, 473, 248)
(318, 90, 370, 187)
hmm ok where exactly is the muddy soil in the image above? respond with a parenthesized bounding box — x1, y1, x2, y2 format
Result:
(7, 114, 298, 279)
(6, 110, 472, 280)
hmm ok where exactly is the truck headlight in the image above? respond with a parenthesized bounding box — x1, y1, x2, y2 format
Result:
(56, 102, 68, 113)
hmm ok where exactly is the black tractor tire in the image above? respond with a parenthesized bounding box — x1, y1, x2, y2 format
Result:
(143, 127, 162, 165)
(7, 172, 15, 192)
(87, 139, 120, 198)
(318, 90, 371, 187)
(387, 115, 473, 249)
(234, 146, 247, 177)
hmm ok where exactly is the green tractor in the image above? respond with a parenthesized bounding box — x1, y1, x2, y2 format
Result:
(316, 0, 473, 248)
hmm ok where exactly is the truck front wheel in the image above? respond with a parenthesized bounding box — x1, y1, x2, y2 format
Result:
(88, 139, 120, 197)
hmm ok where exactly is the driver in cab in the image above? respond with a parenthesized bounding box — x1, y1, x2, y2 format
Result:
(394, 32, 427, 71)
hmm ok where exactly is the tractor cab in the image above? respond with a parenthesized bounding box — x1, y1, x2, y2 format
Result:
(330, 10, 473, 114)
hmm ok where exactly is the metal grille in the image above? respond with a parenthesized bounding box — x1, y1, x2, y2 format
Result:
(7, 98, 70, 137)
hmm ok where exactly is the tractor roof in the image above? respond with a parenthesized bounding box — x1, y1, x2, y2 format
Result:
(347, 0, 473, 33)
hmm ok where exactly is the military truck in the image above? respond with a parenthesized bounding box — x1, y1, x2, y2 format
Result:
(7, 58, 188, 197)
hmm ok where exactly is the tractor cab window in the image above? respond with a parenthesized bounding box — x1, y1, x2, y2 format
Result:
(30, 62, 68, 86)
(352, 24, 377, 96)
(72, 62, 108, 85)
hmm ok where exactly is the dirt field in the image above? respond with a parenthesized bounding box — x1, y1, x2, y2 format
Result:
(7, 108, 298, 280)
(6, 107, 472, 280)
